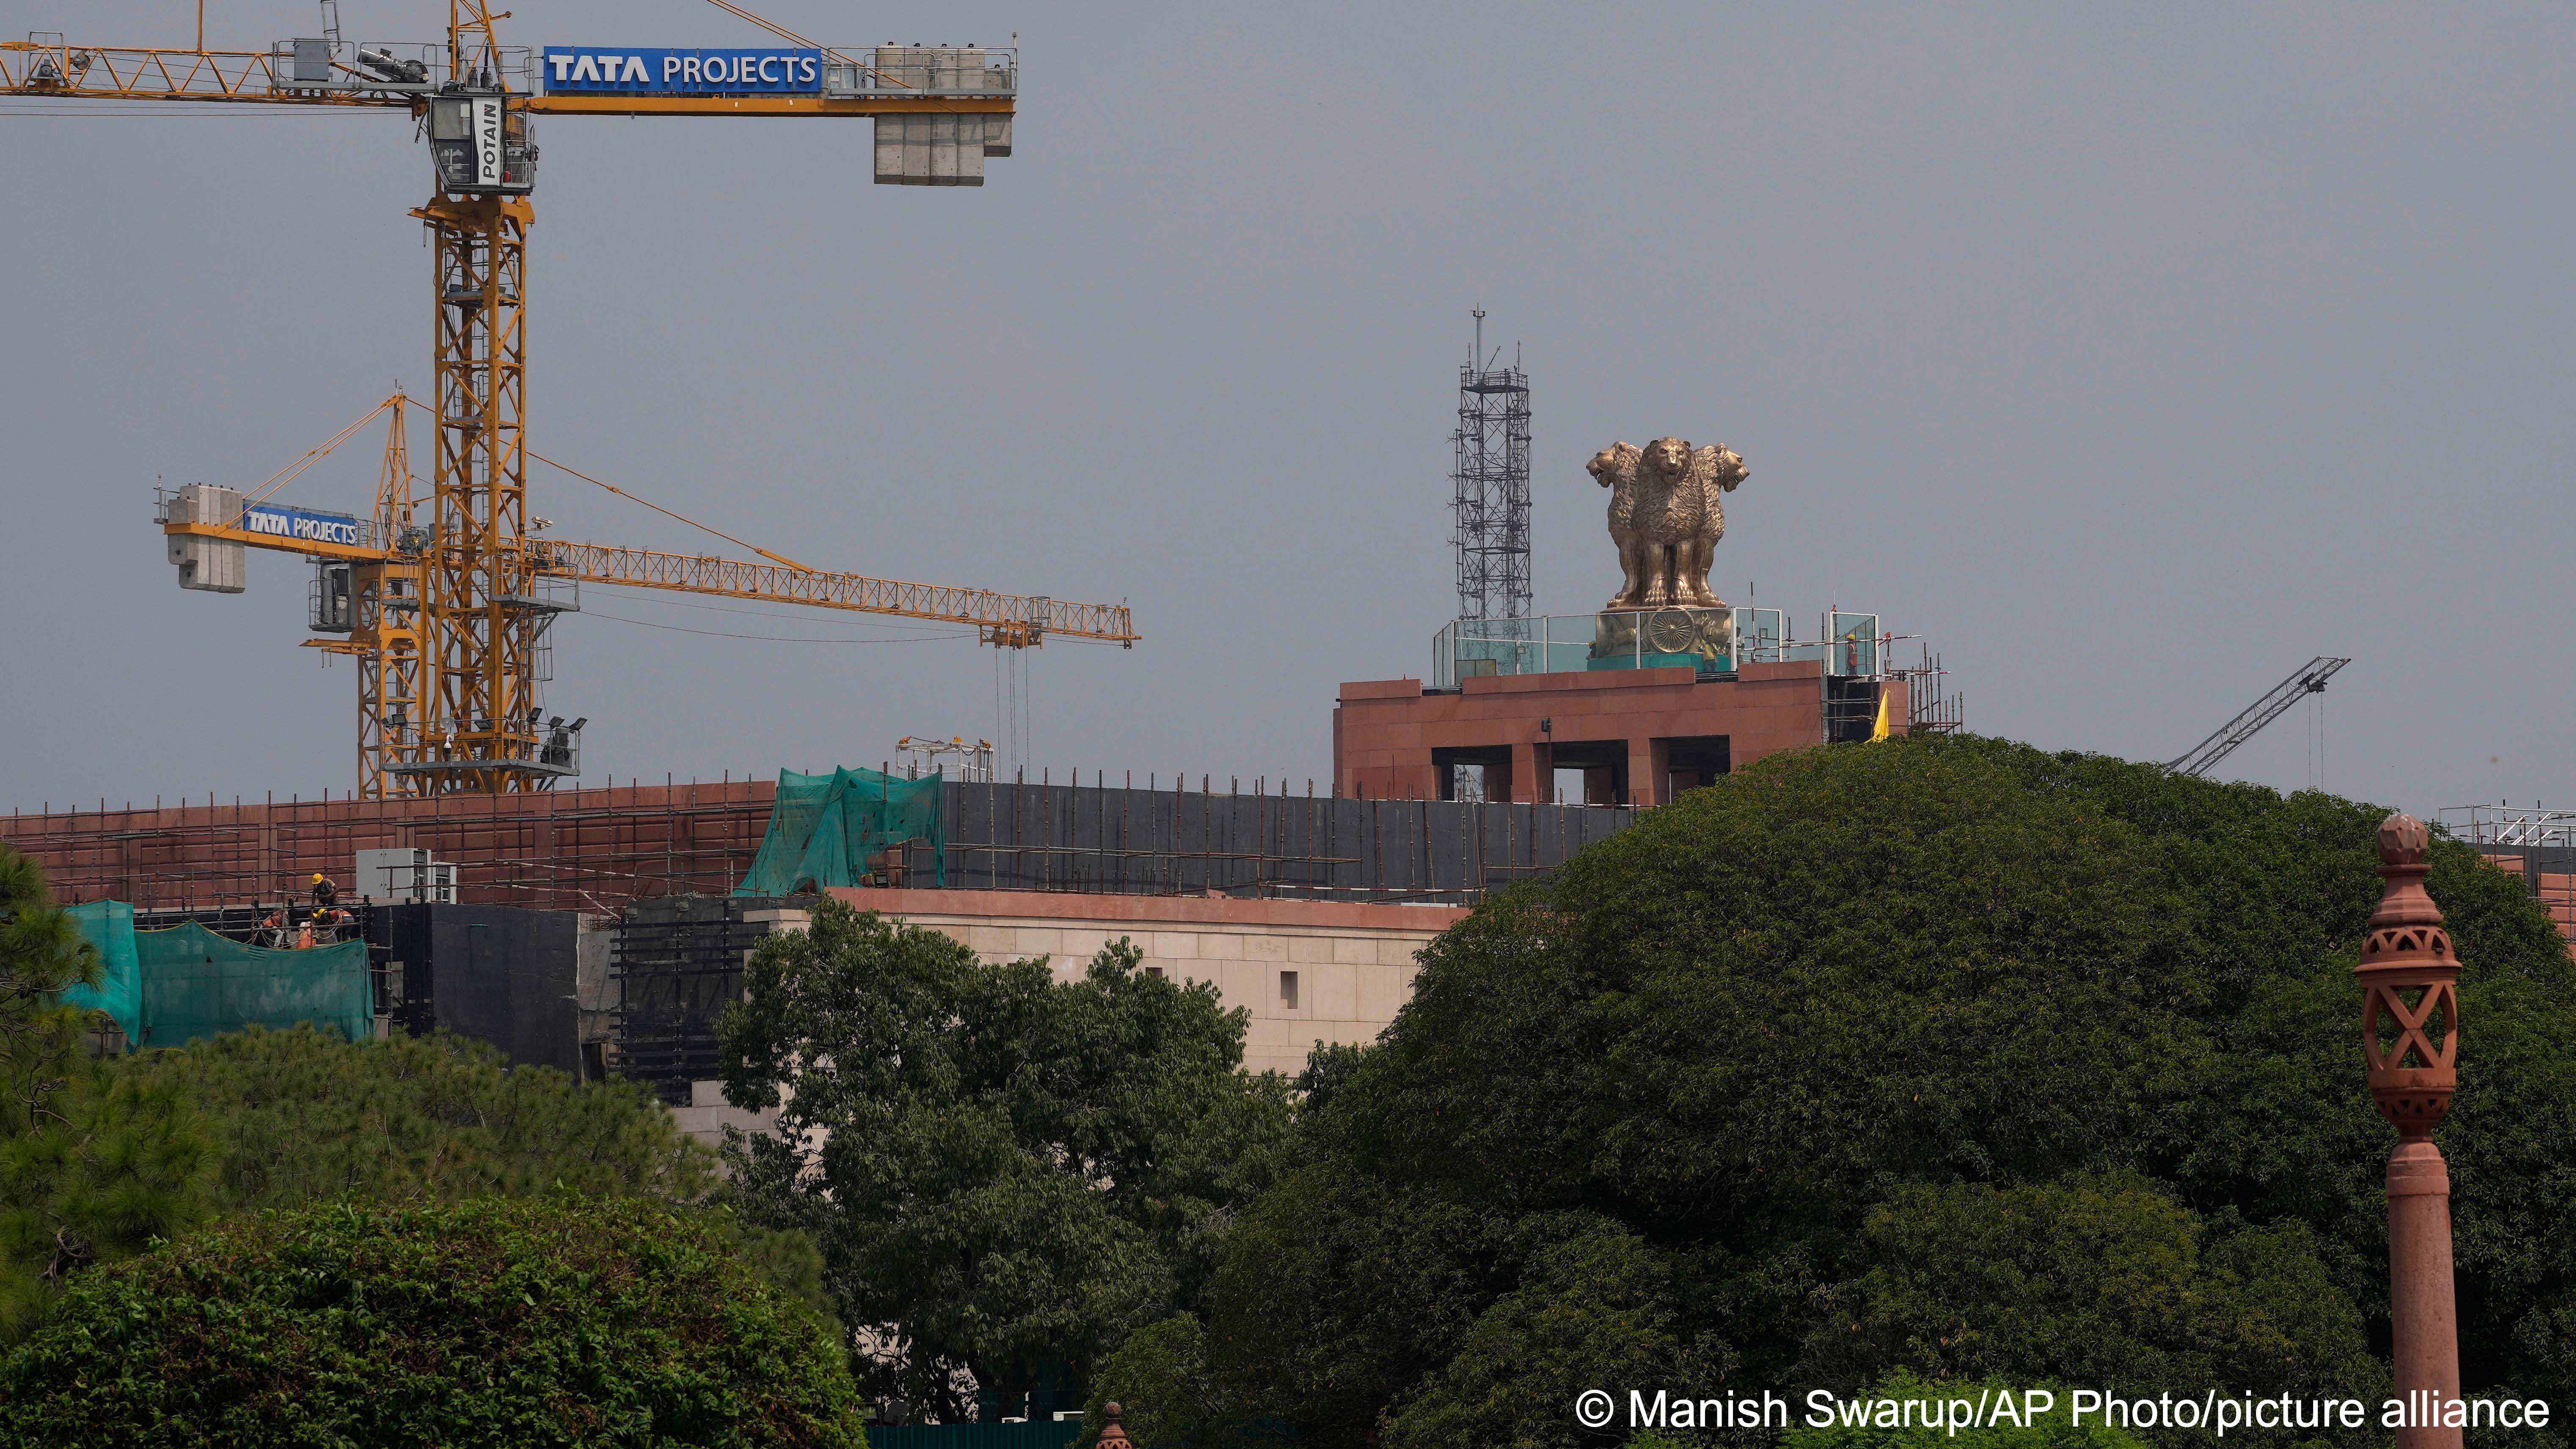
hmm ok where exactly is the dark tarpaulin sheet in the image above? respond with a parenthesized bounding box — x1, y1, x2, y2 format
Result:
(926, 782, 1638, 900)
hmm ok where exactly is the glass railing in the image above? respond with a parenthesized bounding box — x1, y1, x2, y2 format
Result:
(1433, 608, 1884, 689)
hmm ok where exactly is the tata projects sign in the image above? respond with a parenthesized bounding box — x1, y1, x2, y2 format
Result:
(240, 504, 363, 548)
(543, 47, 822, 94)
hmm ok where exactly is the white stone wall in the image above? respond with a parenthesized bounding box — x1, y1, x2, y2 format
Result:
(901, 913, 1444, 1078)
(667, 894, 1463, 1149)
(669, 1077, 782, 1148)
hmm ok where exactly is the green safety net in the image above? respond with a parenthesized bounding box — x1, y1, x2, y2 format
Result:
(133, 922, 372, 1047)
(736, 767, 944, 896)
(133, 926, 373, 1050)
(55, 910, 370, 1048)
(62, 901, 142, 1044)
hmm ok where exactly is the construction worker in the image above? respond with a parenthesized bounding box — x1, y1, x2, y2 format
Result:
(311, 873, 338, 909)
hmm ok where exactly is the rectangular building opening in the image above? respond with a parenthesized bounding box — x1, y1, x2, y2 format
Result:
(1433, 745, 1513, 803)
(1826, 678, 1883, 744)
(1661, 735, 1731, 797)
(1545, 740, 1629, 806)
(1279, 970, 1299, 1010)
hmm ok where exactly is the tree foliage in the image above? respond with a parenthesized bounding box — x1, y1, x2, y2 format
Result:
(718, 900, 1293, 1420)
(1083, 1314, 1229, 1449)
(109, 1018, 864, 1319)
(1378, 1213, 1726, 1449)
(1800, 1175, 2380, 1397)
(110, 1023, 715, 1211)
(0, 1193, 866, 1447)
(1774, 1372, 2152, 1449)
(1193, 736, 2576, 1449)
(0, 846, 205, 1337)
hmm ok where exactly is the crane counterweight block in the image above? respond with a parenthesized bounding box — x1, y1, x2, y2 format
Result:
(161, 484, 248, 592)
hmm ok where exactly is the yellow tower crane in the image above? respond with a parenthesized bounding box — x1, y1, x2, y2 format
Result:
(6, 5, 1132, 799)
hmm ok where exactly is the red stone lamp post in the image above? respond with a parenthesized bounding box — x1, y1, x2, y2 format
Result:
(2358, 813, 2463, 1449)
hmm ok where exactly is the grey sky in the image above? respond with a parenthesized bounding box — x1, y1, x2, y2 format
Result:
(4, 2, 2569, 820)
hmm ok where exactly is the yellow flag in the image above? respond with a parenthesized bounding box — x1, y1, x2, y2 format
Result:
(1870, 686, 1893, 742)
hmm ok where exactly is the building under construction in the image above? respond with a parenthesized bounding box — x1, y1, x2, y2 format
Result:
(0, 771, 1644, 1090)
(2442, 805, 2576, 949)
(23, 5, 2538, 1125)
(1, 772, 1645, 916)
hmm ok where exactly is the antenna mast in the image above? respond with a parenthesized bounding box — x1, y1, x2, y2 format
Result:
(1451, 310, 1532, 622)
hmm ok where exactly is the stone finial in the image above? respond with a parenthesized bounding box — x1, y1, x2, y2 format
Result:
(2369, 813, 2443, 932)
(2379, 812, 2431, 868)
(1096, 1403, 1130, 1449)
(2367, 807, 2469, 1443)
(2358, 813, 2459, 1137)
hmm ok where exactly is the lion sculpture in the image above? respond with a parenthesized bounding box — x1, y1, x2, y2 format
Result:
(1590, 435, 1747, 610)
(1588, 442, 1647, 608)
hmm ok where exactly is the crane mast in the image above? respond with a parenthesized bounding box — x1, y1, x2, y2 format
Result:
(16, 5, 1101, 801)
(416, 187, 540, 791)
(403, 12, 545, 792)
(353, 400, 425, 802)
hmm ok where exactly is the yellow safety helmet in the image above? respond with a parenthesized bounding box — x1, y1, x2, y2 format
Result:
(313, 873, 327, 883)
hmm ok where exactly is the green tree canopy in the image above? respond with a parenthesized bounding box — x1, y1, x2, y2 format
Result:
(111, 1023, 714, 1211)
(1199, 736, 2576, 1449)
(1773, 1371, 2153, 1449)
(105, 1020, 857, 1317)
(1799, 1174, 2380, 1397)
(718, 900, 1293, 1421)
(0, 845, 204, 1337)
(1083, 1314, 1228, 1449)
(0, 1193, 866, 1446)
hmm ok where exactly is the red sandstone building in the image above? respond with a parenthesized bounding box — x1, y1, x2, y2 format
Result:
(1336, 660, 1904, 807)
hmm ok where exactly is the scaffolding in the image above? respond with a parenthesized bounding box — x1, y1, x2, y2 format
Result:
(612, 895, 791, 1102)
(2441, 804, 2576, 847)
(898, 734, 995, 784)
(1890, 641, 1965, 735)
(1433, 606, 1966, 743)
(1, 777, 777, 915)
(5, 774, 1643, 915)
(1452, 310, 1532, 623)
(2439, 806, 2576, 954)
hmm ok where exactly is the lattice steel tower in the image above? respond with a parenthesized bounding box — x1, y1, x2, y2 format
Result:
(1451, 309, 1532, 621)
